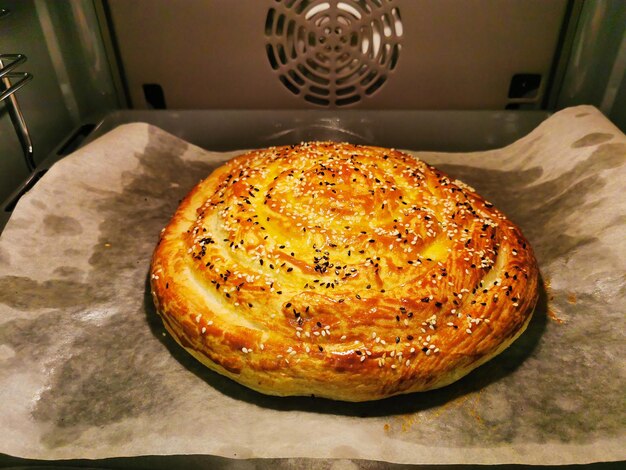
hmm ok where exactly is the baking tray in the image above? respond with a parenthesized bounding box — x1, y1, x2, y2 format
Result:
(7, 108, 624, 469)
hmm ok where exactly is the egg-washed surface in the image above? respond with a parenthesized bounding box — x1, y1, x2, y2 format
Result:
(0, 106, 624, 464)
(151, 142, 539, 400)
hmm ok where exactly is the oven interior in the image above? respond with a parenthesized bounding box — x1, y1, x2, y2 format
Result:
(2, 1, 625, 231)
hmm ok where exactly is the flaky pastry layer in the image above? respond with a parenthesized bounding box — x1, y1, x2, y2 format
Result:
(151, 142, 539, 401)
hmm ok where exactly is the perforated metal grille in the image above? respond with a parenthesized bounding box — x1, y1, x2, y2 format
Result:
(265, 0, 403, 107)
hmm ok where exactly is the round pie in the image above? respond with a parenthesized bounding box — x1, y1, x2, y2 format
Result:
(150, 142, 539, 401)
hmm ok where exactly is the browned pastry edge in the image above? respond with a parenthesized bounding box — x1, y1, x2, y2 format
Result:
(150, 142, 539, 402)
(161, 303, 535, 400)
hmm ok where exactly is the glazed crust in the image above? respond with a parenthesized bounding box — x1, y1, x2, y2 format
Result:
(150, 142, 539, 401)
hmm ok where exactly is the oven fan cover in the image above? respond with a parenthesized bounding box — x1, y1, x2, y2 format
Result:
(265, 0, 403, 107)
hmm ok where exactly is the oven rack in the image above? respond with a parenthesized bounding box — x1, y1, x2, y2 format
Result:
(0, 7, 35, 172)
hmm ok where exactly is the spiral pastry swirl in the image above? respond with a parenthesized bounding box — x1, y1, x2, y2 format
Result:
(151, 142, 538, 401)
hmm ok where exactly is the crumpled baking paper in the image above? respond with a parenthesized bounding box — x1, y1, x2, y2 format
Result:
(0, 105, 624, 465)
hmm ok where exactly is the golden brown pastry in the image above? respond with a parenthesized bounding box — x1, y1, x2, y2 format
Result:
(150, 142, 538, 401)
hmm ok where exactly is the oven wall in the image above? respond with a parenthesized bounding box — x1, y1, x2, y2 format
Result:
(555, 0, 626, 132)
(106, 0, 568, 111)
(0, 0, 118, 204)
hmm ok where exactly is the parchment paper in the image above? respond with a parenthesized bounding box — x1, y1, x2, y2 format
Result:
(0, 106, 624, 465)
